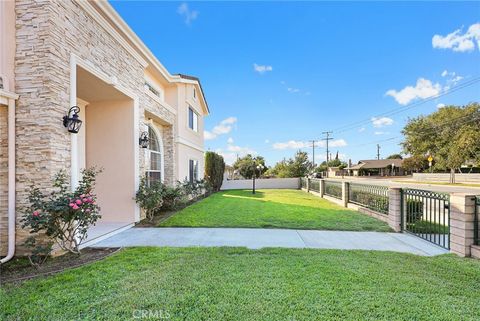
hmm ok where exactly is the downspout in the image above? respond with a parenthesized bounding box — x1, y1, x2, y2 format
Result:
(0, 93, 17, 264)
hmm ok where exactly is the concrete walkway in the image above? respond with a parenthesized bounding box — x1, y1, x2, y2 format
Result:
(90, 227, 449, 256)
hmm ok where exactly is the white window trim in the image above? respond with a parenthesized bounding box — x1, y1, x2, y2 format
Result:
(188, 106, 199, 133)
(189, 158, 199, 183)
(145, 122, 165, 184)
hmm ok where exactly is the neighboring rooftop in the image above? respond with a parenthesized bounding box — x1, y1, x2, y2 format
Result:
(349, 159, 403, 170)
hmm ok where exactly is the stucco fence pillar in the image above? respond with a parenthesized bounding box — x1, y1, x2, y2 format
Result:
(306, 178, 310, 192)
(449, 193, 476, 257)
(319, 179, 325, 198)
(341, 181, 349, 208)
(387, 188, 402, 232)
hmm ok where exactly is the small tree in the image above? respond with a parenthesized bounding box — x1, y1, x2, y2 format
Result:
(204, 151, 225, 191)
(21, 168, 102, 255)
(233, 154, 267, 179)
(387, 153, 403, 160)
(135, 178, 164, 222)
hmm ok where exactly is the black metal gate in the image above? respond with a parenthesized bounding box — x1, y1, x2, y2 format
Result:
(401, 189, 450, 249)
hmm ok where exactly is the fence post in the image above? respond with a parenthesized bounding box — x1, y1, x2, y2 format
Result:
(307, 178, 310, 192)
(388, 188, 402, 232)
(342, 181, 349, 207)
(449, 193, 476, 257)
(320, 179, 325, 198)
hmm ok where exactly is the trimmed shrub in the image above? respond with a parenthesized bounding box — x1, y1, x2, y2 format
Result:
(205, 152, 225, 191)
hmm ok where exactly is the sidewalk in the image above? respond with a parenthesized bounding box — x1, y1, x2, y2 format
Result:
(90, 227, 449, 256)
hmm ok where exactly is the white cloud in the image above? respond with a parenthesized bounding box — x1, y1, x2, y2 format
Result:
(217, 143, 257, 165)
(204, 131, 216, 140)
(273, 140, 308, 150)
(437, 103, 446, 108)
(358, 127, 366, 133)
(374, 131, 390, 135)
(386, 78, 442, 105)
(264, 139, 270, 144)
(441, 70, 448, 77)
(177, 3, 199, 25)
(253, 63, 273, 74)
(204, 117, 238, 140)
(287, 87, 300, 93)
(272, 139, 347, 150)
(227, 137, 234, 144)
(371, 117, 394, 128)
(432, 23, 480, 52)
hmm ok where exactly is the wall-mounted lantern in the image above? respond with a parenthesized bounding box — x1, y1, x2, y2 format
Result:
(139, 131, 149, 148)
(63, 106, 82, 134)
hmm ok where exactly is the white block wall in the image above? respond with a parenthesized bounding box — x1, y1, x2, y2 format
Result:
(221, 178, 300, 190)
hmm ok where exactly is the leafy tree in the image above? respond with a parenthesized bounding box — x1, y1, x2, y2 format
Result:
(233, 154, 267, 179)
(401, 103, 480, 182)
(387, 153, 403, 159)
(204, 151, 225, 191)
(402, 155, 428, 173)
(268, 151, 312, 178)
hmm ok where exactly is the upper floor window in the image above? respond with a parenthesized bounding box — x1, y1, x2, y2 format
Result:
(144, 81, 164, 101)
(188, 107, 198, 132)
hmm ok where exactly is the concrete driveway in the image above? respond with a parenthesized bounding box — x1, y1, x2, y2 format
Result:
(90, 227, 449, 256)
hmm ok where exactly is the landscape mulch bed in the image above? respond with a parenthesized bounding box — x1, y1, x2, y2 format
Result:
(1, 247, 121, 284)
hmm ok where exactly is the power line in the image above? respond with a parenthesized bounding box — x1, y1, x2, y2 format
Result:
(332, 77, 480, 134)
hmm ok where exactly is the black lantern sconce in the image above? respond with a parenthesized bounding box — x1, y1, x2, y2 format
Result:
(63, 106, 82, 134)
(139, 131, 149, 148)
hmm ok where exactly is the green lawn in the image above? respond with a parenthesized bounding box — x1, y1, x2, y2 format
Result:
(159, 189, 391, 231)
(2, 247, 479, 321)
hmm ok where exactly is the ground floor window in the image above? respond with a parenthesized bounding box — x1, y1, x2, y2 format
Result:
(146, 125, 162, 185)
(189, 159, 199, 183)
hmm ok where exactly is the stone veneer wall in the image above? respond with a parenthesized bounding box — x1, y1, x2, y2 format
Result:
(11, 0, 176, 253)
(0, 106, 8, 255)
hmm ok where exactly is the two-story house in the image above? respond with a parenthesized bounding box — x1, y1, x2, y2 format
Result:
(0, 0, 209, 260)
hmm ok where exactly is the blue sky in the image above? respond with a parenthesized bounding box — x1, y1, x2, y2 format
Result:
(111, 1, 480, 166)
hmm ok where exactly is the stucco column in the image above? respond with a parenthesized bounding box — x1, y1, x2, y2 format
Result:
(320, 179, 325, 198)
(342, 181, 349, 207)
(306, 178, 310, 192)
(449, 193, 476, 257)
(388, 188, 402, 232)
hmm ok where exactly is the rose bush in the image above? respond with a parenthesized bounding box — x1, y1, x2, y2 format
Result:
(21, 168, 102, 255)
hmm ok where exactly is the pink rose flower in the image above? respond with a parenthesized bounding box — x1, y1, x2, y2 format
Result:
(72, 204, 80, 210)
(33, 211, 39, 217)
(85, 208, 91, 213)
(75, 199, 82, 205)
(69, 203, 75, 207)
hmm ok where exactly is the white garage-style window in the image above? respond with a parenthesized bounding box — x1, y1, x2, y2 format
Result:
(146, 125, 164, 185)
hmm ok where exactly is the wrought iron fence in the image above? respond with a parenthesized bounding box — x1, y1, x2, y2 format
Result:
(475, 196, 479, 246)
(324, 180, 342, 199)
(309, 179, 320, 192)
(349, 183, 389, 214)
(300, 177, 307, 189)
(401, 188, 450, 249)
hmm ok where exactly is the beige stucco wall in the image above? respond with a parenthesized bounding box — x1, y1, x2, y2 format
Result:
(175, 83, 205, 181)
(0, 0, 16, 91)
(177, 144, 205, 182)
(86, 100, 136, 223)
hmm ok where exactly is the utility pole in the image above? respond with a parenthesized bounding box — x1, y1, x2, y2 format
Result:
(310, 140, 316, 168)
(322, 131, 333, 178)
(322, 131, 333, 163)
(376, 144, 381, 160)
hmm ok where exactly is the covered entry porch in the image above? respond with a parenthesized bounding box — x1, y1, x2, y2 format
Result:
(71, 57, 140, 246)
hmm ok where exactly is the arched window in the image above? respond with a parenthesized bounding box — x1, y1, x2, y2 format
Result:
(146, 125, 163, 185)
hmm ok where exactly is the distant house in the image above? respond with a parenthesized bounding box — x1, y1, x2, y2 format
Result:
(348, 159, 405, 176)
